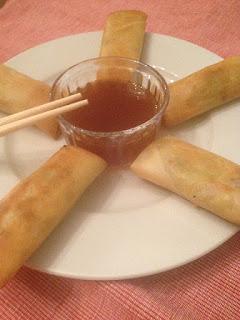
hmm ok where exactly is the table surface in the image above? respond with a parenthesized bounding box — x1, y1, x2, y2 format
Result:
(0, 1, 240, 319)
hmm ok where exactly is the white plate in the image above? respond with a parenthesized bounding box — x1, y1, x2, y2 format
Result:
(2, 32, 239, 280)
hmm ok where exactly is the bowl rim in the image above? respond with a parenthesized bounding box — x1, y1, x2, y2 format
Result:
(51, 56, 170, 138)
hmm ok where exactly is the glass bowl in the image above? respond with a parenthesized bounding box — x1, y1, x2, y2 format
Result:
(51, 57, 169, 166)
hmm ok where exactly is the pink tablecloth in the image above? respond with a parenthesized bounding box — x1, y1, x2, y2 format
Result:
(0, 1, 240, 319)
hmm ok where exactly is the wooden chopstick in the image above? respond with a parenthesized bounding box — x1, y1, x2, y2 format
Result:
(0, 94, 88, 137)
(0, 93, 82, 126)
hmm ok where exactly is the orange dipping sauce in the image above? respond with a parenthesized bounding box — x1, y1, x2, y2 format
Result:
(62, 79, 160, 166)
(64, 80, 159, 131)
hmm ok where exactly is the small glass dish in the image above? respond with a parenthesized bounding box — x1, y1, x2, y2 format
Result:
(51, 57, 169, 166)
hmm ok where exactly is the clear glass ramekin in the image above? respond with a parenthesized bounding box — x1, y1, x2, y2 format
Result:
(51, 57, 169, 166)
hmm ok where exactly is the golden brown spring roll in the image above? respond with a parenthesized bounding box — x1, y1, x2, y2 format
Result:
(0, 64, 60, 139)
(131, 136, 240, 225)
(0, 146, 106, 287)
(100, 10, 147, 60)
(163, 56, 240, 127)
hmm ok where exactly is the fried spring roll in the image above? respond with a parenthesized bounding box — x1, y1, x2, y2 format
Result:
(0, 64, 60, 139)
(131, 136, 240, 225)
(163, 56, 240, 127)
(100, 10, 147, 60)
(0, 146, 106, 287)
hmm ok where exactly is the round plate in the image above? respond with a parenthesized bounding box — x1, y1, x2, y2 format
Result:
(2, 32, 239, 280)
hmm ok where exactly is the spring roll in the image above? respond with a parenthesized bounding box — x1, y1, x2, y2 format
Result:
(99, 10, 147, 82)
(0, 64, 60, 139)
(100, 10, 147, 60)
(0, 146, 106, 287)
(131, 136, 240, 225)
(163, 56, 240, 127)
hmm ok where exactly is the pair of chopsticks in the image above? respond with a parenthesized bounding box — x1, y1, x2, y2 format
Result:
(0, 93, 88, 137)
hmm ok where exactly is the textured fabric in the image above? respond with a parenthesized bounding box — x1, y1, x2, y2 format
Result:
(0, 0, 240, 319)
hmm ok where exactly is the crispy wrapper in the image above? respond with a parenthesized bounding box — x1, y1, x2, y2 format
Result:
(131, 136, 240, 225)
(0, 64, 60, 139)
(163, 56, 240, 127)
(0, 146, 106, 287)
(100, 10, 147, 60)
